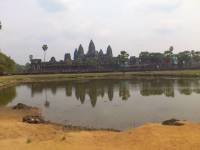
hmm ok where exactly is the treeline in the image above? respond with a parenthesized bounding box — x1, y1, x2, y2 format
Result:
(0, 51, 31, 74)
(0, 52, 16, 74)
(132, 46, 200, 68)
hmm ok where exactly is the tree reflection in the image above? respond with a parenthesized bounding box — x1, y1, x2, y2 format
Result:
(139, 79, 175, 97)
(24, 78, 200, 107)
(119, 81, 130, 100)
(193, 80, 200, 94)
(177, 79, 192, 95)
(163, 80, 175, 97)
(44, 89, 50, 108)
(65, 82, 72, 96)
(0, 86, 16, 105)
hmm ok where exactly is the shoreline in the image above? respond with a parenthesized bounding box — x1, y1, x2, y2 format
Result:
(1, 106, 200, 150)
(1, 70, 200, 89)
(1, 71, 200, 149)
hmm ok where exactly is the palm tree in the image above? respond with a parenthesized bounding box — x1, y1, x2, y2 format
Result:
(42, 44, 48, 62)
(29, 54, 33, 62)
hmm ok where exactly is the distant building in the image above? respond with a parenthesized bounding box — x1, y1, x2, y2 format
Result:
(30, 40, 118, 73)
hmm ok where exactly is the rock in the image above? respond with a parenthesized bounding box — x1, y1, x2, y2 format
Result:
(22, 115, 45, 124)
(12, 103, 32, 110)
(162, 119, 184, 126)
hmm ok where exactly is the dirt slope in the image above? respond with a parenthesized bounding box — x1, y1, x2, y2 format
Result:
(0, 107, 200, 150)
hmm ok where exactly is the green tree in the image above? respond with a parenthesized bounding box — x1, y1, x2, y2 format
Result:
(191, 50, 200, 65)
(0, 52, 16, 73)
(118, 51, 129, 66)
(139, 52, 150, 64)
(164, 46, 174, 65)
(177, 51, 192, 67)
(149, 53, 164, 65)
(15, 64, 26, 73)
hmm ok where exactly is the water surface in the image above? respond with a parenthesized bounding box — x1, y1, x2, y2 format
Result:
(1, 78, 200, 130)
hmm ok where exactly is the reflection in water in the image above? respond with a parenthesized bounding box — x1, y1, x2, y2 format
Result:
(177, 79, 192, 95)
(2, 78, 200, 130)
(1, 79, 200, 107)
(119, 81, 130, 100)
(44, 89, 50, 108)
(140, 79, 175, 97)
(66, 82, 73, 97)
(0, 87, 16, 105)
(16, 78, 200, 107)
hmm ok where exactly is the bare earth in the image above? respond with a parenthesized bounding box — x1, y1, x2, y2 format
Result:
(0, 107, 200, 150)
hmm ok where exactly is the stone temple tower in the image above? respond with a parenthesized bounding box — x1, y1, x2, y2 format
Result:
(87, 40, 96, 57)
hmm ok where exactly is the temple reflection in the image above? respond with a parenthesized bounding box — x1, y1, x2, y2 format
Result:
(22, 78, 200, 107)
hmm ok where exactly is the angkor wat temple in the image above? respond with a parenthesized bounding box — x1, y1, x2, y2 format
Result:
(30, 40, 121, 73)
(30, 40, 200, 73)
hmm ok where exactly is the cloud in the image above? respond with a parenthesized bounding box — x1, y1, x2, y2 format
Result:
(0, 0, 200, 64)
(143, 0, 182, 12)
(38, 0, 65, 12)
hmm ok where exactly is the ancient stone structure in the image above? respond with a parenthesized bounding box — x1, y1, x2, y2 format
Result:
(106, 45, 113, 58)
(64, 53, 72, 62)
(87, 40, 97, 58)
(73, 49, 78, 61)
(30, 40, 116, 73)
(29, 41, 200, 73)
(77, 44, 84, 60)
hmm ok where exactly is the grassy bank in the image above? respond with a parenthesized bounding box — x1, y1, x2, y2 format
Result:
(1, 70, 200, 88)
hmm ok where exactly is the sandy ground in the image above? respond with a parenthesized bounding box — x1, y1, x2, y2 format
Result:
(0, 107, 200, 150)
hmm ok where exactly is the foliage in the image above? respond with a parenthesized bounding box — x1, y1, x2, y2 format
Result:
(191, 51, 200, 64)
(29, 55, 33, 62)
(0, 87, 16, 105)
(177, 51, 192, 66)
(0, 52, 16, 73)
(149, 53, 164, 65)
(15, 64, 26, 73)
(118, 51, 129, 66)
(139, 52, 164, 65)
(42, 44, 48, 51)
(139, 52, 150, 64)
(164, 46, 174, 65)
(42, 44, 48, 62)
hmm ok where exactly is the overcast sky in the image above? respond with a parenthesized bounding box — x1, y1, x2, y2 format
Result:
(0, 0, 200, 64)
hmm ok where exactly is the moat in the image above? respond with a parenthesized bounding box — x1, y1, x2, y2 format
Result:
(1, 78, 200, 130)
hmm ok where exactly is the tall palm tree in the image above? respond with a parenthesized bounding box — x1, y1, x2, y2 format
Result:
(42, 44, 48, 62)
(29, 54, 33, 62)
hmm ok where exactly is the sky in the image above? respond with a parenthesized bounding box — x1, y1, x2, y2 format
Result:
(0, 0, 200, 64)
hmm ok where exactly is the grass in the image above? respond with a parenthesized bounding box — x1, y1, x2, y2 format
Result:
(1, 70, 200, 89)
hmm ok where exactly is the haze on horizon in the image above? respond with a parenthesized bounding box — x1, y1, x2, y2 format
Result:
(0, 0, 200, 65)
